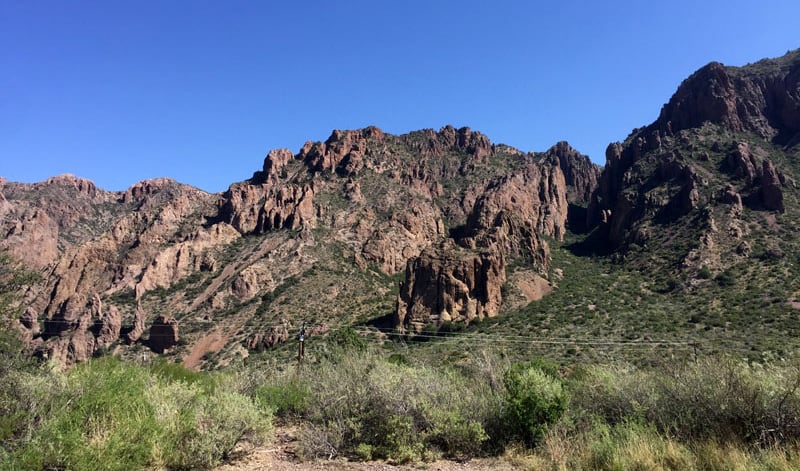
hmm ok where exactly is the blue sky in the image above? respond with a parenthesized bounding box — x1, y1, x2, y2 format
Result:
(2, 1, 798, 193)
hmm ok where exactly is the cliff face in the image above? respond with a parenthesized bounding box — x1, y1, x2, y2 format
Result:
(3, 126, 583, 366)
(654, 53, 800, 141)
(541, 141, 601, 206)
(587, 49, 800, 278)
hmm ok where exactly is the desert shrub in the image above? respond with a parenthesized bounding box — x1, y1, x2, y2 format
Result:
(502, 361, 568, 446)
(0, 365, 66, 468)
(570, 359, 800, 446)
(254, 381, 310, 418)
(10, 357, 160, 471)
(149, 357, 217, 390)
(2, 357, 272, 470)
(154, 385, 273, 469)
(327, 326, 368, 352)
(297, 352, 495, 462)
(716, 269, 737, 287)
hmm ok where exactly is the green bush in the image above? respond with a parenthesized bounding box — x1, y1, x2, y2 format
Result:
(254, 381, 310, 417)
(716, 269, 737, 287)
(150, 357, 213, 387)
(295, 352, 495, 462)
(12, 357, 160, 471)
(2, 357, 272, 470)
(502, 362, 568, 446)
(570, 359, 800, 446)
(155, 386, 273, 469)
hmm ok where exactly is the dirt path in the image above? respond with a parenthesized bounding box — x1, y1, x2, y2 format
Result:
(214, 427, 519, 471)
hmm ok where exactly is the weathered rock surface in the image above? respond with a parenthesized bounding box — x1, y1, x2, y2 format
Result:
(588, 49, 798, 250)
(30, 293, 123, 365)
(395, 240, 505, 331)
(220, 182, 316, 234)
(247, 324, 289, 350)
(465, 161, 568, 241)
(760, 159, 784, 211)
(96, 304, 122, 350)
(542, 141, 602, 205)
(654, 51, 800, 141)
(126, 302, 147, 344)
(3, 123, 583, 365)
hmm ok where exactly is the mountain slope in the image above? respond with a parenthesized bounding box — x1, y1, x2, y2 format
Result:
(1, 127, 598, 367)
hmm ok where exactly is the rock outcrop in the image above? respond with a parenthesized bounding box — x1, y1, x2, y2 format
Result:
(4, 122, 583, 365)
(760, 159, 785, 212)
(247, 324, 290, 350)
(395, 240, 505, 331)
(588, 49, 799, 249)
(126, 303, 147, 344)
(220, 182, 316, 234)
(33, 294, 124, 366)
(465, 162, 569, 241)
(0, 207, 59, 269)
(542, 141, 602, 205)
(654, 51, 800, 141)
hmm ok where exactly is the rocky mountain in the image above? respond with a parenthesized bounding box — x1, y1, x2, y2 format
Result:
(5, 47, 799, 369)
(1, 126, 598, 367)
(587, 49, 800, 284)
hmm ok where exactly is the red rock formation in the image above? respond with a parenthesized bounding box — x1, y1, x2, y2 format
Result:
(761, 159, 784, 212)
(542, 141, 602, 205)
(220, 182, 316, 234)
(395, 239, 505, 332)
(588, 49, 799, 248)
(122, 178, 178, 204)
(247, 325, 289, 350)
(126, 302, 147, 344)
(655, 51, 800, 140)
(466, 162, 568, 241)
(299, 126, 385, 175)
(96, 305, 122, 350)
(3, 123, 581, 365)
(726, 142, 760, 183)
(17, 307, 40, 344)
(0, 207, 59, 269)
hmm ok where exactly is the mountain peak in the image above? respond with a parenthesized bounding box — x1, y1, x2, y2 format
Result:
(653, 48, 800, 141)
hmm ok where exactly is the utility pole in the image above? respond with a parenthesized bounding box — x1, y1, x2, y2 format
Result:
(297, 322, 306, 365)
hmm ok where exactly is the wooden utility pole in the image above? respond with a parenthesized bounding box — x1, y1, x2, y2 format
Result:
(297, 322, 306, 364)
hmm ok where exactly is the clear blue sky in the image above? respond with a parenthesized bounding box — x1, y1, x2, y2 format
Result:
(2, 1, 798, 193)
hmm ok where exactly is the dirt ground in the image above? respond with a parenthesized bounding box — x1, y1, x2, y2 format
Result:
(214, 426, 520, 471)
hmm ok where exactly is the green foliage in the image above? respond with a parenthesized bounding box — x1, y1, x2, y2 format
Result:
(2, 357, 272, 470)
(153, 385, 272, 469)
(18, 357, 160, 470)
(716, 269, 737, 287)
(697, 266, 712, 279)
(327, 326, 368, 352)
(502, 362, 567, 446)
(570, 358, 800, 446)
(255, 275, 299, 316)
(254, 381, 310, 418)
(293, 352, 495, 462)
(438, 320, 467, 335)
(149, 357, 218, 391)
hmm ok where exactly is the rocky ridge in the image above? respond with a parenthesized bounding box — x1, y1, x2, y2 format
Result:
(3, 126, 589, 366)
(8, 48, 798, 367)
(587, 49, 800, 281)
